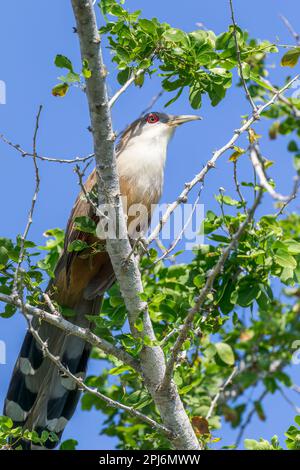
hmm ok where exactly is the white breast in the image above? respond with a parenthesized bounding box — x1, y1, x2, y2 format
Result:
(117, 123, 174, 203)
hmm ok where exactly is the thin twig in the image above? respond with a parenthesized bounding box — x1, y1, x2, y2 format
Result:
(0, 133, 94, 164)
(74, 162, 97, 209)
(154, 188, 203, 265)
(262, 78, 300, 119)
(229, 0, 257, 112)
(160, 326, 185, 348)
(233, 160, 246, 212)
(250, 143, 292, 202)
(140, 89, 164, 117)
(275, 175, 300, 217)
(206, 367, 238, 420)
(108, 69, 145, 109)
(12, 106, 42, 297)
(278, 386, 300, 414)
(280, 15, 300, 45)
(234, 389, 268, 448)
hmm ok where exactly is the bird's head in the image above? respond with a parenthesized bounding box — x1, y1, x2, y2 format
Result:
(117, 111, 201, 154)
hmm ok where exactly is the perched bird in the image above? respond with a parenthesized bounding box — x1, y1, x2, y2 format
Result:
(4, 111, 200, 449)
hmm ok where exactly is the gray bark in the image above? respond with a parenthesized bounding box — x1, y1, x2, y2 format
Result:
(71, 0, 200, 450)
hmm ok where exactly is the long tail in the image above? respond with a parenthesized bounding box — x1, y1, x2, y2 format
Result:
(3, 296, 102, 449)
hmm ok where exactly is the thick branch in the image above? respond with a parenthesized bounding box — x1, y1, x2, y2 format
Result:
(71, 0, 200, 450)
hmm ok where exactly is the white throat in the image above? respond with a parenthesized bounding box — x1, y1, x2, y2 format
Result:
(117, 124, 174, 201)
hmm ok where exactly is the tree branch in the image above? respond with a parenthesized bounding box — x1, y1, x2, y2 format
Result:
(280, 15, 300, 46)
(249, 143, 290, 202)
(206, 367, 238, 420)
(71, 0, 200, 450)
(148, 74, 300, 244)
(234, 389, 268, 448)
(0, 292, 140, 372)
(25, 314, 173, 439)
(161, 189, 263, 389)
(12, 106, 42, 297)
(108, 69, 145, 109)
(0, 132, 94, 164)
(229, 0, 257, 112)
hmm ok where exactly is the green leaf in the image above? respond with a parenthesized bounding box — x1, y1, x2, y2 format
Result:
(281, 47, 300, 67)
(163, 28, 188, 44)
(54, 54, 73, 72)
(244, 438, 273, 450)
(234, 283, 260, 308)
(229, 146, 246, 162)
(0, 304, 16, 318)
(249, 72, 274, 91)
(60, 439, 78, 450)
(67, 240, 89, 252)
(117, 68, 131, 85)
(215, 342, 235, 365)
(0, 246, 9, 265)
(284, 239, 300, 254)
(134, 317, 144, 332)
(139, 19, 156, 35)
(294, 154, 300, 171)
(0, 416, 13, 429)
(204, 343, 217, 360)
(288, 140, 299, 152)
(295, 416, 300, 427)
(82, 59, 91, 78)
(74, 216, 96, 234)
(164, 87, 183, 107)
(60, 307, 76, 318)
(58, 72, 81, 84)
(108, 365, 133, 375)
(193, 274, 205, 288)
(274, 250, 297, 269)
(216, 194, 240, 206)
(110, 3, 126, 17)
(52, 83, 69, 97)
(189, 86, 202, 109)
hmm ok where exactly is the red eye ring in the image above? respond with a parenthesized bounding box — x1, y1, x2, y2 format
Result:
(146, 113, 159, 124)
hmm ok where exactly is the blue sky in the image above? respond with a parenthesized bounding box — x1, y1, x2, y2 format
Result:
(0, 0, 300, 450)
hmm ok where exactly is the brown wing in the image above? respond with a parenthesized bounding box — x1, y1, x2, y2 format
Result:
(52, 169, 115, 308)
(63, 169, 98, 278)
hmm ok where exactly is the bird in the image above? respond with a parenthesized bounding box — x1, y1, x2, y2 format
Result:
(3, 111, 200, 449)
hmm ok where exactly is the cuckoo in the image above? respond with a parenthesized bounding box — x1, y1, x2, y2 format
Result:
(4, 111, 200, 449)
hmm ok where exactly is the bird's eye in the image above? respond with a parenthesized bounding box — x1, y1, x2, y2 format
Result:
(146, 113, 159, 124)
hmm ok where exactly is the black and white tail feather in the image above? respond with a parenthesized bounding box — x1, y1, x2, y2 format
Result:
(3, 296, 101, 450)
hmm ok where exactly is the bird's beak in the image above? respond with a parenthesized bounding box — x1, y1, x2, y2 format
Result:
(169, 114, 202, 127)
